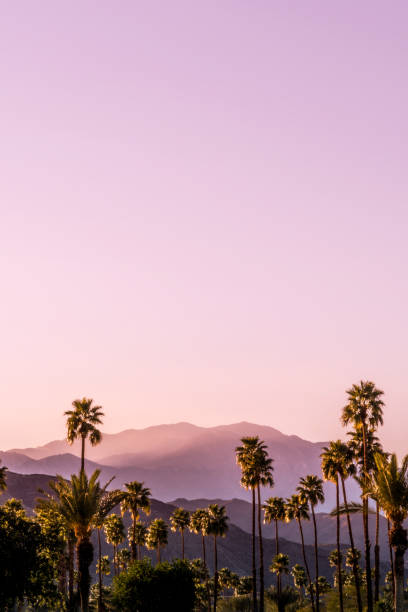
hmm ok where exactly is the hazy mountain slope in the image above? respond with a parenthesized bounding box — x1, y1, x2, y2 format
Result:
(3, 422, 361, 508)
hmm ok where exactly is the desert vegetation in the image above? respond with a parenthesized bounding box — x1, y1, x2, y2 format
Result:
(0, 382, 408, 610)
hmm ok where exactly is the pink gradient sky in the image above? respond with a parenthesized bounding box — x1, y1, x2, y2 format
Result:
(1, 1, 408, 452)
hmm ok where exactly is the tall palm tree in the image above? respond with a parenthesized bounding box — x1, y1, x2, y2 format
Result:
(297, 475, 324, 612)
(146, 518, 168, 564)
(263, 497, 286, 596)
(120, 481, 151, 561)
(349, 428, 384, 602)
(170, 507, 190, 559)
(321, 442, 345, 612)
(236, 436, 274, 612)
(285, 494, 315, 612)
(190, 508, 211, 612)
(208, 504, 229, 612)
(254, 441, 274, 612)
(65, 398, 104, 473)
(322, 440, 362, 611)
(236, 437, 259, 612)
(103, 513, 126, 576)
(368, 453, 408, 612)
(0, 461, 7, 494)
(341, 380, 384, 612)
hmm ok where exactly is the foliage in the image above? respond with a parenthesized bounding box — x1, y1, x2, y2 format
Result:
(0, 499, 61, 609)
(111, 558, 195, 611)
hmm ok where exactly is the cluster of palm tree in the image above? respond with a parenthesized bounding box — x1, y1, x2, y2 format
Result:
(35, 397, 232, 611)
(3, 380, 408, 612)
(232, 381, 408, 612)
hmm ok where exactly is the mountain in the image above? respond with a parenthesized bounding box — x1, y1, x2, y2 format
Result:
(4, 422, 355, 508)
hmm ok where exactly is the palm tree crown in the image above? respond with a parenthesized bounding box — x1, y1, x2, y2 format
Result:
(341, 381, 384, 434)
(120, 481, 151, 561)
(0, 461, 7, 494)
(65, 397, 104, 473)
(297, 475, 324, 507)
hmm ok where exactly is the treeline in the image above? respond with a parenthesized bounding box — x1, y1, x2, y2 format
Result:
(0, 381, 407, 611)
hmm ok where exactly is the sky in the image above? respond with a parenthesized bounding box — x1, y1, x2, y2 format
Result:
(1, 1, 408, 453)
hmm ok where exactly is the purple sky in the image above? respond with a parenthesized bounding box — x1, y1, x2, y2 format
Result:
(1, 1, 408, 452)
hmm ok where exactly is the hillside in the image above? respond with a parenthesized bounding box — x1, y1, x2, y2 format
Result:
(2, 422, 357, 509)
(0, 471, 348, 584)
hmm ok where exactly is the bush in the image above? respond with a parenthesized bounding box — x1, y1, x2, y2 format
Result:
(111, 558, 195, 611)
(216, 595, 252, 611)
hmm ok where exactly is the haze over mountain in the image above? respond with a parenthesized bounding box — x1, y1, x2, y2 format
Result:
(2, 422, 360, 509)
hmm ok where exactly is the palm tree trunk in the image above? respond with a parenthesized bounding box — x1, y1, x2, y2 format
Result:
(374, 500, 380, 602)
(275, 519, 281, 597)
(311, 506, 319, 612)
(202, 533, 211, 612)
(340, 475, 362, 612)
(257, 485, 264, 612)
(137, 543, 141, 561)
(251, 487, 258, 612)
(131, 514, 137, 561)
(68, 536, 75, 611)
(182, 529, 185, 560)
(336, 478, 344, 612)
(390, 523, 407, 612)
(297, 517, 315, 612)
(213, 535, 218, 612)
(98, 529, 103, 612)
(81, 435, 86, 474)
(77, 537, 93, 612)
(363, 496, 373, 611)
(362, 423, 373, 612)
(387, 518, 395, 601)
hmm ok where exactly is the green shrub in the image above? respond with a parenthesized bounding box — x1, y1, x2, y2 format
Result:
(111, 558, 195, 611)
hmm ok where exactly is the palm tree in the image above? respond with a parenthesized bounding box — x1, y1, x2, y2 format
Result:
(207, 504, 229, 612)
(146, 518, 168, 564)
(297, 475, 324, 612)
(128, 522, 148, 561)
(263, 497, 286, 596)
(341, 380, 384, 612)
(349, 428, 384, 602)
(120, 481, 151, 561)
(38, 469, 114, 612)
(65, 398, 104, 473)
(236, 437, 259, 612)
(190, 508, 211, 612)
(270, 554, 290, 612)
(170, 507, 190, 559)
(236, 436, 274, 612)
(117, 547, 131, 572)
(367, 453, 408, 612)
(93, 489, 126, 611)
(321, 439, 362, 611)
(0, 461, 7, 494)
(103, 513, 126, 575)
(321, 442, 345, 612)
(285, 494, 315, 612)
(291, 563, 307, 603)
